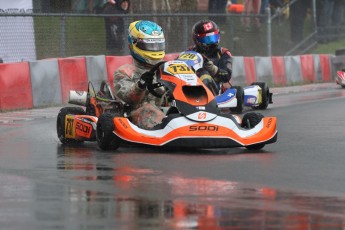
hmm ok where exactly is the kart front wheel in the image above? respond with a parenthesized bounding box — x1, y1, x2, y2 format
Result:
(241, 112, 266, 150)
(229, 86, 244, 114)
(241, 112, 264, 129)
(57, 107, 86, 144)
(251, 82, 270, 110)
(96, 113, 121, 151)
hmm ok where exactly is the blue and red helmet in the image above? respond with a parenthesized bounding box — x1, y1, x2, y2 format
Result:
(192, 20, 220, 52)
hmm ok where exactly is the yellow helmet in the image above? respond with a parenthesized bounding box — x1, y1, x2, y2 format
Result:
(128, 20, 165, 66)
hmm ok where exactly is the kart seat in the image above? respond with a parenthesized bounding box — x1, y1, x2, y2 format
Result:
(97, 80, 115, 100)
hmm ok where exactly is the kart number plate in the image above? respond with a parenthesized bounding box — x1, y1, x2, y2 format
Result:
(166, 64, 194, 75)
(178, 53, 198, 61)
(65, 115, 76, 138)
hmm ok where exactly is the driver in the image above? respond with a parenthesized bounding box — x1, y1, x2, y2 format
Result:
(186, 19, 233, 95)
(113, 20, 166, 129)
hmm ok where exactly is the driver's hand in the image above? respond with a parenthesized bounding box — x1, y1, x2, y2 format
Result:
(204, 59, 218, 76)
(216, 68, 232, 83)
(137, 71, 154, 89)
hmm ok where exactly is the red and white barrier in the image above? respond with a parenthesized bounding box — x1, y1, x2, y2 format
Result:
(271, 56, 286, 86)
(232, 54, 334, 87)
(0, 54, 336, 111)
(58, 57, 89, 104)
(0, 62, 33, 111)
(30, 58, 62, 107)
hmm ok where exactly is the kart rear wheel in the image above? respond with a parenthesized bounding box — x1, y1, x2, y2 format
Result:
(241, 112, 265, 150)
(229, 86, 244, 114)
(251, 82, 270, 110)
(96, 113, 121, 151)
(57, 107, 86, 144)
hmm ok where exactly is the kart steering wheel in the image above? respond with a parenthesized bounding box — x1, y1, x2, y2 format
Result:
(146, 61, 166, 98)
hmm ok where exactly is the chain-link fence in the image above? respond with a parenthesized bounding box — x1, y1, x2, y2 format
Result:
(1, 0, 345, 63)
(0, 12, 282, 63)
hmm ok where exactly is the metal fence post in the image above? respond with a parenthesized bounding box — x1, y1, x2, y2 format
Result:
(183, 16, 189, 50)
(60, 15, 66, 57)
(312, 0, 318, 37)
(267, 7, 272, 57)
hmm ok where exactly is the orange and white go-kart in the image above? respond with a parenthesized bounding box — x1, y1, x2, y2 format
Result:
(56, 60, 278, 151)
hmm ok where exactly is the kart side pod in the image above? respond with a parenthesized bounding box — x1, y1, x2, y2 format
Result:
(244, 86, 260, 106)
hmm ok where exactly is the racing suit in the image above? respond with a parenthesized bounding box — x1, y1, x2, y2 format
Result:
(188, 45, 233, 95)
(113, 59, 165, 129)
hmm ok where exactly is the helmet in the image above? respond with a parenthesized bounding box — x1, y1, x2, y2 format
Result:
(128, 20, 165, 66)
(192, 20, 220, 52)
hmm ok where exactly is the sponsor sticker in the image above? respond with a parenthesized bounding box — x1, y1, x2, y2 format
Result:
(75, 121, 92, 138)
(189, 125, 219, 132)
(266, 118, 273, 128)
(119, 119, 128, 129)
(197, 112, 207, 120)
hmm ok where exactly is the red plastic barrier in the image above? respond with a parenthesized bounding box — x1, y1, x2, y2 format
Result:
(319, 55, 332, 82)
(271, 56, 287, 86)
(105, 55, 132, 83)
(0, 62, 33, 111)
(58, 57, 88, 103)
(300, 55, 315, 83)
(243, 57, 256, 84)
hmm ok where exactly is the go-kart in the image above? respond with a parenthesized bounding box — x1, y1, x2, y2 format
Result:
(56, 60, 278, 151)
(177, 50, 273, 114)
(336, 69, 345, 88)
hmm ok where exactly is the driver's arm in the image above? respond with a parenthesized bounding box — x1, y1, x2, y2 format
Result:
(113, 64, 146, 105)
(219, 48, 233, 78)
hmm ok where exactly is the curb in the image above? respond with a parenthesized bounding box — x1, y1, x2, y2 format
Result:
(271, 82, 338, 95)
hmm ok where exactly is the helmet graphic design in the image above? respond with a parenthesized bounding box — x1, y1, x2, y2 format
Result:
(128, 20, 165, 66)
(192, 20, 220, 52)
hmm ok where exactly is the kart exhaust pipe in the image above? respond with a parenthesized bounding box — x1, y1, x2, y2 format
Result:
(69, 90, 88, 106)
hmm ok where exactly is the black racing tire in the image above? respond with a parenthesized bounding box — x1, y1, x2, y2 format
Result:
(96, 113, 121, 151)
(241, 112, 265, 150)
(246, 143, 266, 150)
(57, 107, 86, 144)
(241, 112, 264, 129)
(229, 86, 244, 114)
(251, 82, 270, 110)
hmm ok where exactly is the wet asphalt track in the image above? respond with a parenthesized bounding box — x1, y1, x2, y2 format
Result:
(1, 83, 345, 229)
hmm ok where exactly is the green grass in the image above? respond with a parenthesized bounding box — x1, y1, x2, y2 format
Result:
(34, 16, 105, 59)
(311, 39, 345, 55)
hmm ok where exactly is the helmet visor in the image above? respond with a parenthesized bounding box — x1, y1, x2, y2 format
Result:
(136, 38, 165, 51)
(196, 32, 220, 45)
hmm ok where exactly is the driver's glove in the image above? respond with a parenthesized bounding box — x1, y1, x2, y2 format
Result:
(137, 71, 154, 89)
(203, 59, 218, 76)
(216, 68, 232, 83)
